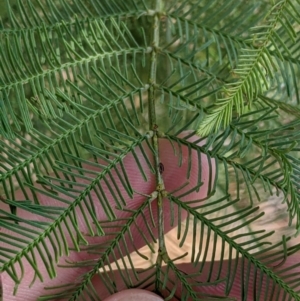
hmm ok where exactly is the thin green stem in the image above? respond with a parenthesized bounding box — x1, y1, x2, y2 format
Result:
(148, 0, 160, 130)
(147, 0, 169, 294)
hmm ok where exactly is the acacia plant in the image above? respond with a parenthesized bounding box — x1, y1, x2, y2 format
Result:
(1, 0, 300, 300)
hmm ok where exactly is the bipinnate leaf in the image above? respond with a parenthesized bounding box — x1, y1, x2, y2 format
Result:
(0, 133, 215, 300)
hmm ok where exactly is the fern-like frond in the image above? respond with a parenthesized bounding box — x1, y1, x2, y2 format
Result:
(204, 101, 300, 229)
(1, 1, 300, 301)
(197, 0, 300, 136)
(0, 115, 152, 286)
(0, 0, 150, 138)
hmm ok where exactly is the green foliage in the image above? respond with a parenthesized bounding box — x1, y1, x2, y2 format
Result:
(197, 0, 300, 135)
(0, 0, 300, 300)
